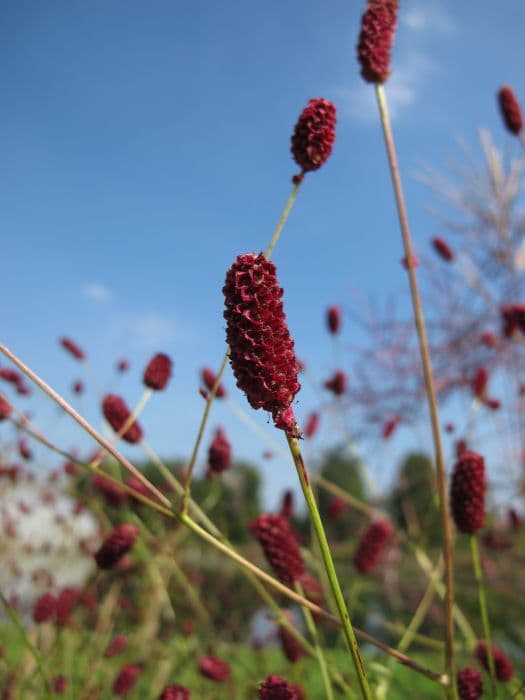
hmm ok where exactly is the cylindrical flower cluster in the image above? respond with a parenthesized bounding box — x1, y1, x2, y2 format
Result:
(357, 0, 399, 84)
(475, 641, 513, 682)
(198, 655, 230, 682)
(207, 428, 232, 474)
(450, 451, 486, 534)
(457, 668, 483, 700)
(304, 412, 320, 439)
(471, 367, 488, 399)
(33, 592, 56, 624)
(501, 303, 525, 338)
(278, 616, 306, 663)
(104, 634, 128, 658)
(201, 367, 226, 398)
(223, 253, 301, 436)
(259, 675, 299, 699)
(59, 337, 85, 361)
(326, 305, 341, 334)
(143, 353, 173, 391)
(432, 236, 454, 262)
(158, 685, 191, 700)
(94, 523, 139, 570)
(102, 394, 143, 444)
(0, 396, 12, 421)
(354, 518, 394, 574)
(250, 513, 305, 585)
(290, 98, 336, 174)
(113, 664, 141, 696)
(324, 370, 347, 396)
(497, 85, 523, 135)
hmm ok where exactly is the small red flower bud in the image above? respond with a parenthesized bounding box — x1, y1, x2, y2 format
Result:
(105, 634, 128, 658)
(475, 641, 513, 682)
(0, 396, 12, 421)
(324, 370, 347, 396)
(113, 664, 141, 695)
(457, 668, 483, 700)
(102, 394, 143, 444)
(143, 353, 173, 391)
(354, 519, 394, 574)
(18, 438, 32, 460)
(278, 612, 306, 663)
(450, 451, 486, 534)
(304, 412, 320, 439)
(53, 676, 68, 694)
(250, 513, 305, 585)
(72, 380, 84, 395)
(201, 367, 226, 398)
(158, 685, 191, 700)
(198, 655, 230, 682)
(327, 496, 347, 521)
(483, 397, 501, 411)
(279, 489, 294, 519)
(471, 367, 488, 399)
(59, 337, 85, 361)
(117, 358, 130, 373)
(432, 236, 454, 262)
(357, 0, 399, 84)
(94, 524, 139, 570)
(207, 428, 232, 474)
(290, 98, 336, 174)
(326, 306, 341, 334)
(33, 592, 56, 624)
(382, 416, 399, 439)
(480, 331, 498, 349)
(497, 85, 523, 135)
(445, 422, 455, 433)
(259, 675, 299, 699)
(223, 253, 301, 436)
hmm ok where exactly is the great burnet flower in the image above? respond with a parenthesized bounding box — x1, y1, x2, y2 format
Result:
(59, 337, 85, 361)
(501, 303, 525, 338)
(354, 518, 394, 574)
(94, 523, 139, 570)
(113, 664, 141, 696)
(497, 85, 523, 136)
(158, 685, 191, 700)
(198, 655, 230, 682)
(290, 98, 336, 174)
(0, 396, 12, 421)
(33, 592, 56, 624)
(326, 305, 341, 334)
(250, 513, 304, 585)
(432, 236, 454, 262)
(201, 367, 226, 398)
(471, 367, 488, 399)
(450, 451, 486, 534)
(357, 0, 399, 84)
(324, 370, 347, 396)
(104, 634, 128, 658)
(304, 411, 320, 438)
(259, 675, 299, 699)
(223, 253, 301, 436)
(278, 612, 306, 663)
(143, 353, 173, 391)
(102, 394, 143, 444)
(475, 640, 513, 682)
(207, 428, 232, 474)
(457, 668, 483, 700)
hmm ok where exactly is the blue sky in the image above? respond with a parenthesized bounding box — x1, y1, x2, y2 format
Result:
(1, 1, 525, 508)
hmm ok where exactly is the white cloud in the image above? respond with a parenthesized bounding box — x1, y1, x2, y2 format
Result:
(116, 311, 188, 349)
(340, 52, 436, 123)
(402, 4, 458, 36)
(83, 282, 112, 301)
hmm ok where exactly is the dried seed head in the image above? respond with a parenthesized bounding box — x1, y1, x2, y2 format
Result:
(324, 370, 347, 396)
(113, 664, 141, 696)
(326, 306, 341, 334)
(475, 641, 513, 682)
(33, 592, 56, 624)
(59, 337, 85, 361)
(198, 655, 231, 682)
(207, 428, 232, 474)
(450, 451, 486, 534)
(143, 353, 173, 391)
(432, 236, 454, 262)
(259, 675, 299, 699)
(290, 98, 336, 173)
(354, 518, 394, 574)
(223, 253, 300, 436)
(102, 394, 143, 444)
(357, 0, 399, 84)
(201, 367, 226, 398)
(158, 685, 191, 700)
(250, 513, 305, 585)
(457, 668, 483, 700)
(94, 524, 139, 570)
(497, 85, 523, 135)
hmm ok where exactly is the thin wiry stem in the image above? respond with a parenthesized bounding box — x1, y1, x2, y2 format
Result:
(375, 83, 458, 699)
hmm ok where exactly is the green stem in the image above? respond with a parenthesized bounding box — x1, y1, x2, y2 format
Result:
(286, 435, 372, 700)
(374, 83, 457, 700)
(470, 535, 498, 699)
(264, 180, 302, 259)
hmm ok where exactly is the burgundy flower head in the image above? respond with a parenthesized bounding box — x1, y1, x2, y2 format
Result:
(33, 592, 56, 624)
(457, 668, 483, 700)
(117, 358, 130, 373)
(382, 416, 399, 439)
(59, 337, 85, 361)
(56, 588, 79, 627)
(159, 685, 191, 700)
(497, 85, 523, 135)
(201, 367, 226, 398)
(73, 380, 84, 395)
(326, 306, 341, 334)
(113, 664, 141, 696)
(290, 98, 336, 173)
(324, 370, 347, 396)
(450, 451, 486, 534)
(207, 428, 232, 474)
(304, 411, 320, 438)
(475, 641, 513, 682)
(143, 353, 173, 391)
(471, 367, 488, 399)
(105, 634, 128, 658)
(223, 253, 301, 436)
(432, 236, 454, 262)
(92, 474, 128, 507)
(198, 655, 230, 682)
(102, 394, 143, 444)
(0, 396, 12, 421)
(250, 513, 305, 585)
(354, 518, 394, 574)
(357, 0, 399, 84)
(327, 496, 347, 522)
(259, 675, 299, 699)
(278, 612, 306, 663)
(0, 368, 22, 385)
(53, 676, 67, 694)
(94, 523, 139, 570)
(501, 303, 525, 338)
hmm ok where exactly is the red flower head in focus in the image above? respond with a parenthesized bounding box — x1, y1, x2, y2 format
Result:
(207, 428, 232, 474)
(143, 353, 173, 391)
(198, 655, 230, 682)
(223, 253, 301, 437)
(357, 0, 399, 84)
(457, 668, 483, 700)
(450, 451, 486, 534)
(497, 85, 523, 136)
(94, 523, 139, 570)
(290, 98, 336, 174)
(259, 675, 299, 699)
(475, 640, 513, 682)
(59, 337, 85, 361)
(326, 306, 341, 334)
(250, 513, 304, 585)
(201, 367, 226, 398)
(102, 394, 143, 444)
(354, 518, 394, 574)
